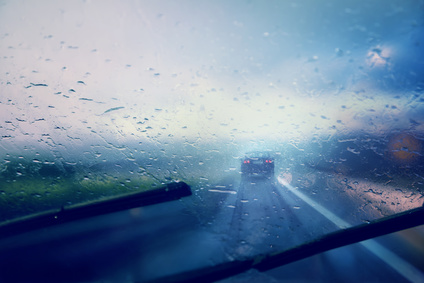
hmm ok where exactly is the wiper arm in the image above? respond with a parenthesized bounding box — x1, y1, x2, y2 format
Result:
(151, 206, 424, 283)
(0, 182, 191, 240)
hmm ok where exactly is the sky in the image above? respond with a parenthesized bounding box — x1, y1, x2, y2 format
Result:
(0, 0, 423, 160)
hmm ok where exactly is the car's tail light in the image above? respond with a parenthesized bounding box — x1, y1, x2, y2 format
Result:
(244, 160, 250, 164)
(266, 159, 273, 163)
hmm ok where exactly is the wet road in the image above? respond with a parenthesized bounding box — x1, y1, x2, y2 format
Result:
(211, 178, 341, 259)
(0, 169, 423, 282)
(209, 171, 424, 282)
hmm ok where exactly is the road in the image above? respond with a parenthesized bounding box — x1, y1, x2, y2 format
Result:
(209, 178, 341, 259)
(0, 167, 423, 282)
(208, 168, 424, 283)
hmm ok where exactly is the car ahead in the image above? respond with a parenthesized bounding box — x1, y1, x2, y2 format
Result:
(241, 152, 274, 179)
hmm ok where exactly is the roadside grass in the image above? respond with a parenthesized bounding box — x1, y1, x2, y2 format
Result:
(0, 174, 160, 223)
(0, 156, 241, 224)
(286, 163, 424, 222)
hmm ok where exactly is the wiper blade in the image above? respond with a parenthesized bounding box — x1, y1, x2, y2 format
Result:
(0, 182, 191, 240)
(151, 206, 424, 283)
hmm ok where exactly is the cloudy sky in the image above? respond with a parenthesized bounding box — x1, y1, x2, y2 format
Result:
(0, 0, 423, 159)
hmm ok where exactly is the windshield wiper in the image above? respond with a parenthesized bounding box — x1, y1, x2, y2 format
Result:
(0, 182, 191, 240)
(151, 206, 424, 283)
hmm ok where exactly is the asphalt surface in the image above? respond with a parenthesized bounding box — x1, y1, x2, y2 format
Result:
(0, 168, 423, 282)
(212, 170, 424, 282)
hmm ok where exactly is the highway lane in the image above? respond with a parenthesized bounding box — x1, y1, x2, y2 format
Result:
(0, 168, 422, 282)
(275, 176, 424, 282)
(209, 169, 424, 282)
(216, 178, 341, 258)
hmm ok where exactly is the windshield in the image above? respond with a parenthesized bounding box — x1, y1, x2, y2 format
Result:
(245, 152, 273, 159)
(0, 0, 423, 281)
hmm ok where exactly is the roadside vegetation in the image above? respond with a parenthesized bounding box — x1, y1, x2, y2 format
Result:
(0, 159, 161, 223)
(0, 153, 239, 223)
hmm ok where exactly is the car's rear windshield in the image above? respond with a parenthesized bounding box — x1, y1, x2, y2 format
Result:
(245, 152, 273, 159)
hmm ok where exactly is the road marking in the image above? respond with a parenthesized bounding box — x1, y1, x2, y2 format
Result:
(208, 189, 237, 194)
(278, 177, 350, 229)
(277, 176, 424, 283)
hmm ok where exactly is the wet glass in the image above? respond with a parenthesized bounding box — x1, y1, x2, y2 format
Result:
(0, 0, 423, 281)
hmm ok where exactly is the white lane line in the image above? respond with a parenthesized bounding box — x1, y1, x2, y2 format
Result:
(277, 177, 424, 283)
(278, 177, 350, 229)
(361, 241, 424, 283)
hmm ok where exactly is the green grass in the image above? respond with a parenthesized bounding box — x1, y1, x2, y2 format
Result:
(0, 174, 160, 223)
(0, 155, 242, 223)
